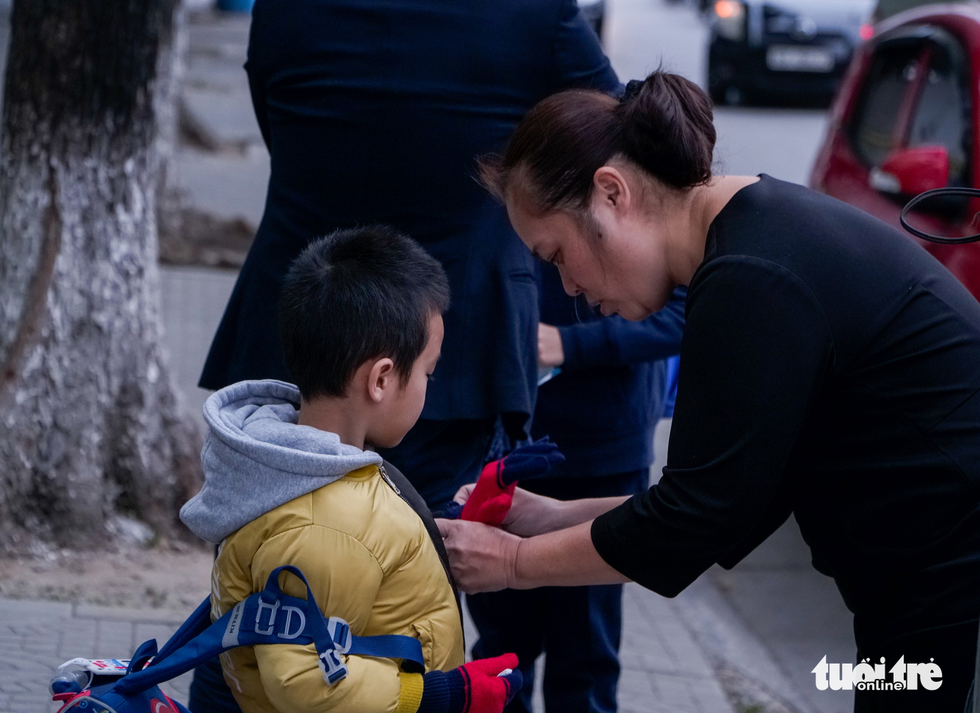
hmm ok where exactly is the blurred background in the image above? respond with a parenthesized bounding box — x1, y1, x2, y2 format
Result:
(3, 0, 979, 712)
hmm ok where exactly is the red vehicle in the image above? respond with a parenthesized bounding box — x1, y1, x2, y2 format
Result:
(809, 2, 980, 299)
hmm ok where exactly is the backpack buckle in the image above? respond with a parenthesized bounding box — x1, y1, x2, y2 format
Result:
(255, 597, 280, 636)
(327, 617, 352, 654)
(317, 647, 349, 685)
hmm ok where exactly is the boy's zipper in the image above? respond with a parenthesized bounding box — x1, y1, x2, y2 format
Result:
(378, 463, 401, 495)
(377, 464, 463, 636)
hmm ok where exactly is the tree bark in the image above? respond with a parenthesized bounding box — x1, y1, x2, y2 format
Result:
(0, 0, 202, 553)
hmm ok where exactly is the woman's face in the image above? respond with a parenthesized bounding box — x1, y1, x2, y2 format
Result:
(506, 180, 675, 321)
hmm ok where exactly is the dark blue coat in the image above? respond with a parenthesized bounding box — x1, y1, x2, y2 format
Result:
(198, 0, 620, 432)
(531, 264, 686, 477)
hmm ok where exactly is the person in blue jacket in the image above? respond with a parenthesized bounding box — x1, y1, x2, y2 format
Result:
(467, 264, 685, 713)
(190, 0, 619, 710)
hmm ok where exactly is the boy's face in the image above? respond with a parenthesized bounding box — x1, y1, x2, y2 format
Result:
(370, 312, 444, 448)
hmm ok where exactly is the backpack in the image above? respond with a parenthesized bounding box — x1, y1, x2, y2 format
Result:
(49, 566, 425, 713)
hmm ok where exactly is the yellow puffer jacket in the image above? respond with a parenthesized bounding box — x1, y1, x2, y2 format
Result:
(211, 463, 465, 713)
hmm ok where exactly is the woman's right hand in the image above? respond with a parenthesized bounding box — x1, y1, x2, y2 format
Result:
(452, 484, 565, 537)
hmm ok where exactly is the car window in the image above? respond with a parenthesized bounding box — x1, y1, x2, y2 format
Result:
(906, 39, 971, 185)
(848, 42, 925, 168)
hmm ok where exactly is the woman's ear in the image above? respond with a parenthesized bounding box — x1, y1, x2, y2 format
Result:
(367, 357, 395, 403)
(593, 166, 632, 214)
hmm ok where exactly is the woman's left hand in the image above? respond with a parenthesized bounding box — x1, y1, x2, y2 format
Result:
(538, 324, 564, 367)
(436, 518, 523, 593)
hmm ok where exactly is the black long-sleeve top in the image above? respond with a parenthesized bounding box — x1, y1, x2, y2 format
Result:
(592, 175, 980, 645)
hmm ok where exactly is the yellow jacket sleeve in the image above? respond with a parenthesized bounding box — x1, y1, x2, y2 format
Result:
(249, 524, 421, 713)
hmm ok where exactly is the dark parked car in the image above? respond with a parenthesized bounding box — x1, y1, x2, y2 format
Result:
(810, 3, 980, 300)
(706, 0, 875, 105)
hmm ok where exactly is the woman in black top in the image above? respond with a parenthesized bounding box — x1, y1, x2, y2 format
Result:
(437, 71, 980, 712)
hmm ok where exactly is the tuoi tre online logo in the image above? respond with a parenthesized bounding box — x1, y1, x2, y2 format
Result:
(812, 656, 942, 692)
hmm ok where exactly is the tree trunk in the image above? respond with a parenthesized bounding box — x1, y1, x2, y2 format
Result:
(156, 1, 188, 253)
(0, 0, 202, 553)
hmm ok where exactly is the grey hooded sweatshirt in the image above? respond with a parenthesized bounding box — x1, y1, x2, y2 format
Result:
(180, 379, 382, 544)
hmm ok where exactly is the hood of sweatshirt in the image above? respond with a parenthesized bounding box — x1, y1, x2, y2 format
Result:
(179, 379, 382, 544)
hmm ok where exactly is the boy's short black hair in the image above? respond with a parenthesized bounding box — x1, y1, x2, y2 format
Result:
(279, 226, 450, 399)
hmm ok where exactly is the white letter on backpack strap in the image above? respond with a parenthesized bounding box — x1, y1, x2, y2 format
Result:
(280, 606, 306, 640)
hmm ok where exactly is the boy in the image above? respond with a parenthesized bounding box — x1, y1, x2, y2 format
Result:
(180, 227, 520, 713)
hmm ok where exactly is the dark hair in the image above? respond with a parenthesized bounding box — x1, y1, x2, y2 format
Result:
(480, 70, 716, 214)
(278, 226, 450, 400)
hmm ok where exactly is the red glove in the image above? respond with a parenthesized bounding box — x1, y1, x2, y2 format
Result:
(460, 460, 514, 526)
(456, 438, 564, 525)
(419, 654, 522, 713)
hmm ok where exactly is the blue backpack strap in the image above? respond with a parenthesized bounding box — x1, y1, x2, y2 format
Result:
(114, 565, 424, 695)
(153, 596, 214, 663)
(125, 639, 159, 676)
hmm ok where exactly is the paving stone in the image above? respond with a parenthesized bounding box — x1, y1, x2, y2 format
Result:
(8, 693, 48, 713)
(618, 667, 657, 699)
(182, 87, 262, 150)
(689, 677, 737, 713)
(188, 13, 252, 59)
(75, 604, 189, 625)
(174, 147, 269, 227)
(185, 54, 249, 92)
(0, 600, 72, 620)
(650, 674, 703, 712)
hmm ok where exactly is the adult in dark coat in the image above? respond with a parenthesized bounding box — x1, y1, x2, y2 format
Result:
(199, 0, 620, 510)
(190, 1, 618, 710)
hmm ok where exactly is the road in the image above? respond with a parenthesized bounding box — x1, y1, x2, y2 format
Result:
(605, 2, 856, 713)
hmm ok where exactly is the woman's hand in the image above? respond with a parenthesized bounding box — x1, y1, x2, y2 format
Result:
(538, 324, 564, 367)
(437, 519, 630, 592)
(436, 519, 522, 593)
(452, 483, 565, 537)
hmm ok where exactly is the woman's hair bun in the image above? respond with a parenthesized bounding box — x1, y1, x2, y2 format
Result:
(618, 70, 716, 190)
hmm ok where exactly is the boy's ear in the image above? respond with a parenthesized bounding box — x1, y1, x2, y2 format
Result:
(367, 357, 396, 403)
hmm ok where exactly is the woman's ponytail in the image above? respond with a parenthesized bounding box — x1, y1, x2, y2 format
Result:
(618, 71, 716, 190)
(479, 70, 717, 215)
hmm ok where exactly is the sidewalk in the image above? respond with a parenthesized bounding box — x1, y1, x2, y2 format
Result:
(0, 582, 734, 713)
(0, 600, 194, 713)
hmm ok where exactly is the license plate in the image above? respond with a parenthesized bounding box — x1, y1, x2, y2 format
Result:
(766, 45, 834, 73)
